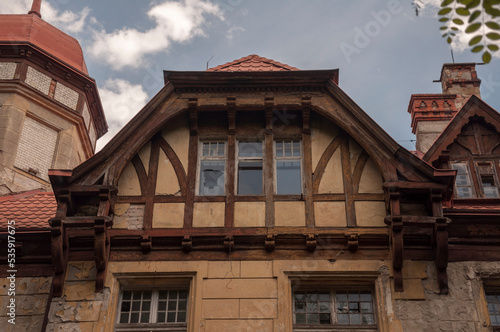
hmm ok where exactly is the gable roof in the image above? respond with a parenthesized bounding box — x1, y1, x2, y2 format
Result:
(51, 57, 453, 198)
(424, 95, 500, 163)
(0, 190, 55, 231)
(207, 54, 299, 72)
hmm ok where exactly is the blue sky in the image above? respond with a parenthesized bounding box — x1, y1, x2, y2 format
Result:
(2, 0, 499, 150)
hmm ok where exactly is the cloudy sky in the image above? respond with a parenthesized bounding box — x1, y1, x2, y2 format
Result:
(2, 0, 499, 151)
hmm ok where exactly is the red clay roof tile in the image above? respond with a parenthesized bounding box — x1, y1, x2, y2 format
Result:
(0, 190, 56, 230)
(207, 54, 299, 72)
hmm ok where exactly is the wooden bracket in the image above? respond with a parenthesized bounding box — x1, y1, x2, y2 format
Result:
(347, 234, 359, 252)
(141, 236, 152, 253)
(224, 236, 234, 253)
(265, 235, 275, 252)
(49, 218, 67, 297)
(182, 236, 192, 253)
(189, 100, 198, 136)
(94, 218, 110, 292)
(306, 234, 317, 252)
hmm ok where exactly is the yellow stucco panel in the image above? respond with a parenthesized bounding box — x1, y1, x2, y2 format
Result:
(314, 201, 347, 227)
(155, 148, 181, 195)
(275, 201, 306, 227)
(234, 202, 265, 227)
(359, 157, 384, 194)
(311, 113, 339, 171)
(355, 201, 387, 227)
(137, 141, 151, 175)
(318, 148, 344, 194)
(193, 202, 225, 227)
(117, 162, 141, 196)
(152, 203, 185, 228)
(161, 113, 190, 173)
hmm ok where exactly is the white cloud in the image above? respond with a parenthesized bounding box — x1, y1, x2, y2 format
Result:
(96, 79, 149, 150)
(0, 0, 90, 34)
(88, 0, 224, 70)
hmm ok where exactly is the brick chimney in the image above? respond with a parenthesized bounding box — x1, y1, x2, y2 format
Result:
(409, 63, 481, 154)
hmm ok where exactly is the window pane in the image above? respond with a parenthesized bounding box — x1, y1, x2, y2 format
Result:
(276, 160, 301, 194)
(457, 187, 473, 198)
(238, 161, 263, 195)
(200, 161, 225, 195)
(239, 141, 262, 157)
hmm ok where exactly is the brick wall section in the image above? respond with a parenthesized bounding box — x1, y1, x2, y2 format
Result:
(82, 102, 91, 130)
(14, 117, 58, 181)
(25, 66, 52, 95)
(54, 81, 79, 110)
(0, 276, 52, 331)
(0, 62, 17, 80)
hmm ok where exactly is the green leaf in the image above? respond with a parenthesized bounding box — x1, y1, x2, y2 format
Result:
(440, 17, 450, 22)
(441, 0, 454, 6)
(440, 26, 449, 30)
(469, 35, 482, 45)
(469, 10, 481, 22)
(487, 44, 500, 51)
(483, 51, 492, 63)
(485, 21, 500, 29)
(453, 18, 465, 25)
(471, 45, 484, 52)
(451, 27, 459, 31)
(465, 0, 480, 8)
(485, 7, 500, 17)
(486, 32, 500, 40)
(447, 36, 453, 44)
(438, 7, 453, 15)
(465, 22, 482, 33)
(456, 7, 471, 15)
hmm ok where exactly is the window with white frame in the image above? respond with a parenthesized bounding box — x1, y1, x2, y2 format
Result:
(237, 141, 263, 195)
(116, 288, 188, 332)
(275, 140, 302, 195)
(198, 141, 226, 196)
(293, 288, 377, 331)
(451, 162, 474, 198)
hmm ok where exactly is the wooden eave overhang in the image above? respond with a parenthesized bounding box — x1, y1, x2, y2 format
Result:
(0, 42, 108, 138)
(163, 69, 339, 90)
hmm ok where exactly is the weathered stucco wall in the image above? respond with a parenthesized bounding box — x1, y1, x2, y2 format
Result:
(0, 276, 52, 331)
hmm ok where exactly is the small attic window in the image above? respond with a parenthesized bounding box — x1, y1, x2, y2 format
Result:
(477, 162, 499, 198)
(451, 162, 474, 198)
(198, 141, 226, 196)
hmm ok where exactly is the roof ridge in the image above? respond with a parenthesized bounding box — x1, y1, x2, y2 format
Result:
(207, 54, 298, 72)
(0, 189, 51, 202)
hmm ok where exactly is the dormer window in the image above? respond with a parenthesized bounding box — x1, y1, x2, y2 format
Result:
(477, 161, 499, 198)
(451, 162, 474, 198)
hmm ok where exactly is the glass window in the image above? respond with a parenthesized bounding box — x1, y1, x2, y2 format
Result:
(275, 140, 302, 195)
(486, 291, 500, 327)
(477, 162, 499, 198)
(199, 141, 226, 196)
(293, 289, 376, 330)
(237, 141, 263, 195)
(451, 162, 474, 198)
(117, 288, 188, 331)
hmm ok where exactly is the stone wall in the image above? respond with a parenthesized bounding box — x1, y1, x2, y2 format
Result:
(0, 276, 52, 331)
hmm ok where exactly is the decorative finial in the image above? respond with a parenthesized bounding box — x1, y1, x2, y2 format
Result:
(28, 0, 42, 18)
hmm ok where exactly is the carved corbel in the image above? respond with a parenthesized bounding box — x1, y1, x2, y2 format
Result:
(182, 236, 192, 253)
(141, 236, 152, 253)
(265, 235, 275, 252)
(94, 218, 109, 292)
(388, 187, 404, 292)
(49, 218, 68, 297)
(306, 234, 317, 252)
(224, 236, 234, 253)
(189, 102, 198, 136)
(347, 234, 359, 252)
